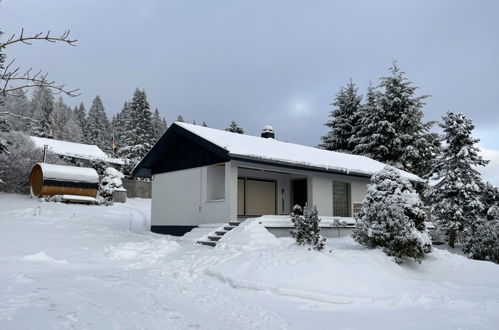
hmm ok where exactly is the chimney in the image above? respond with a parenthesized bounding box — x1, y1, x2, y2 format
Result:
(261, 125, 275, 139)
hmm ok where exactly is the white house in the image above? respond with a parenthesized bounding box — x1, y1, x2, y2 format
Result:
(133, 122, 422, 237)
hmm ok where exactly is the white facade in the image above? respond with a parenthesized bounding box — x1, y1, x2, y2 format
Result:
(151, 160, 370, 228)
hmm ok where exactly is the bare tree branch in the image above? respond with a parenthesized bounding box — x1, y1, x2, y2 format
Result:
(0, 29, 79, 97)
(0, 28, 77, 49)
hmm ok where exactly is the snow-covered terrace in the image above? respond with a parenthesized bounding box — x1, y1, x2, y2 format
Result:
(30, 136, 124, 165)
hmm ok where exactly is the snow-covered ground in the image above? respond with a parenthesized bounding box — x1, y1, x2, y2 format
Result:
(1, 193, 498, 330)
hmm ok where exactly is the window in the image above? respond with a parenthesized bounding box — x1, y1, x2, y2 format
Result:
(206, 165, 225, 201)
(333, 182, 351, 217)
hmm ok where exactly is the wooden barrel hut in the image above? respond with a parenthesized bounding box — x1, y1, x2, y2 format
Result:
(29, 163, 99, 198)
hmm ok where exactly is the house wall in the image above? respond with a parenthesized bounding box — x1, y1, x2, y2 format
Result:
(151, 164, 236, 233)
(151, 160, 371, 235)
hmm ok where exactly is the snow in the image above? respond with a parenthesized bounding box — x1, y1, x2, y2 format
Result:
(30, 136, 124, 164)
(175, 122, 423, 182)
(256, 215, 356, 228)
(38, 163, 99, 183)
(1, 193, 499, 329)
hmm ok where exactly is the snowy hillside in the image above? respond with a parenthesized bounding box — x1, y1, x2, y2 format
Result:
(1, 193, 498, 330)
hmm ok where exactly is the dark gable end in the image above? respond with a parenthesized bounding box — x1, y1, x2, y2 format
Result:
(132, 124, 230, 178)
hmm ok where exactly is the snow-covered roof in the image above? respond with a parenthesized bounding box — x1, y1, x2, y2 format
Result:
(30, 136, 123, 165)
(175, 122, 423, 182)
(38, 163, 99, 183)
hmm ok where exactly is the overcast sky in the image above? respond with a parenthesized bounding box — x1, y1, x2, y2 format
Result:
(1, 0, 498, 184)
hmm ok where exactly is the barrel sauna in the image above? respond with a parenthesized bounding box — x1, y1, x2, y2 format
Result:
(29, 163, 99, 198)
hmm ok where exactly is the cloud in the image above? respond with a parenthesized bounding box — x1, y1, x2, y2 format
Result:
(479, 145, 499, 186)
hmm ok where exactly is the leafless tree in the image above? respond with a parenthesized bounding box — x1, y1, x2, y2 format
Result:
(0, 28, 79, 98)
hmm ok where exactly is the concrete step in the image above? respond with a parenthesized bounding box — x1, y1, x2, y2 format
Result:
(228, 220, 243, 226)
(208, 235, 222, 241)
(224, 225, 236, 231)
(198, 240, 216, 247)
(215, 230, 229, 236)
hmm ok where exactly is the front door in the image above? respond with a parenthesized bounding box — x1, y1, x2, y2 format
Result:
(292, 179, 308, 209)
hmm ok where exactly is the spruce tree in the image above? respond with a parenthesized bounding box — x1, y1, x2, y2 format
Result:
(85, 96, 111, 152)
(376, 63, 434, 175)
(176, 115, 184, 122)
(202, 121, 208, 127)
(30, 87, 55, 137)
(226, 121, 244, 134)
(52, 97, 81, 142)
(353, 166, 432, 263)
(74, 102, 87, 137)
(425, 112, 488, 248)
(320, 79, 362, 152)
(118, 89, 155, 163)
(353, 84, 391, 160)
(151, 108, 167, 141)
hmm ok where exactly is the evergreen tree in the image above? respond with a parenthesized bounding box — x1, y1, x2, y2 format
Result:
(376, 62, 434, 175)
(176, 115, 184, 122)
(85, 96, 111, 152)
(353, 84, 390, 160)
(202, 121, 208, 127)
(226, 121, 244, 134)
(74, 102, 87, 137)
(291, 204, 326, 251)
(320, 79, 362, 152)
(425, 112, 488, 248)
(30, 87, 55, 137)
(117, 89, 155, 163)
(353, 166, 432, 263)
(151, 108, 167, 141)
(113, 101, 129, 149)
(52, 97, 82, 142)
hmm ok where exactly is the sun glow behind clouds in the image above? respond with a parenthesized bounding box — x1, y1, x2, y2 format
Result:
(290, 100, 312, 117)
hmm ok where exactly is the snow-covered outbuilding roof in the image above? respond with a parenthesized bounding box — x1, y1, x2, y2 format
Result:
(30, 136, 123, 165)
(37, 163, 99, 183)
(133, 122, 423, 182)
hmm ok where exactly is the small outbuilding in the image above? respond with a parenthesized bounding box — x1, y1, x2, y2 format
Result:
(29, 163, 99, 198)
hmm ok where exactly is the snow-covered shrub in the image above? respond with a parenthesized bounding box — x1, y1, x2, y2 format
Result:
(463, 220, 499, 264)
(488, 206, 499, 221)
(291, 204, 326, 251)
(99, 167, 125, 200)
(0, 131, 64, 194)
(353, 166, 432, 264)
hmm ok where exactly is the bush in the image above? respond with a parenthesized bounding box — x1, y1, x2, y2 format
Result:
(353, 166, 432, 263)
(0, 131, 64, 194)
(291, 204, 326, 251)
(463, 220, 499, 263)
(99, 167, 124, 200)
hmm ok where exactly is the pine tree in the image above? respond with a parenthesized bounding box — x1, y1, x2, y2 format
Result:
(425, 112, 488, 248)
(52, 97, 81, 142)
(376, 62, 434, 175)
(353, 84, 391, 160)
(226, 121, 244, 134)
(117, 89, 155, 163)
(291, 204, 326, 251)
(30, 87, 55, 137)
(202, 121, 208, 127)
(353, 166, 432, 263)
(85, 96, 111, 152)
(151, 108, 167, 141)
(74, 102, 87, 137)
(176, 115, 184, 122)
(320, 79, 362, 152)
